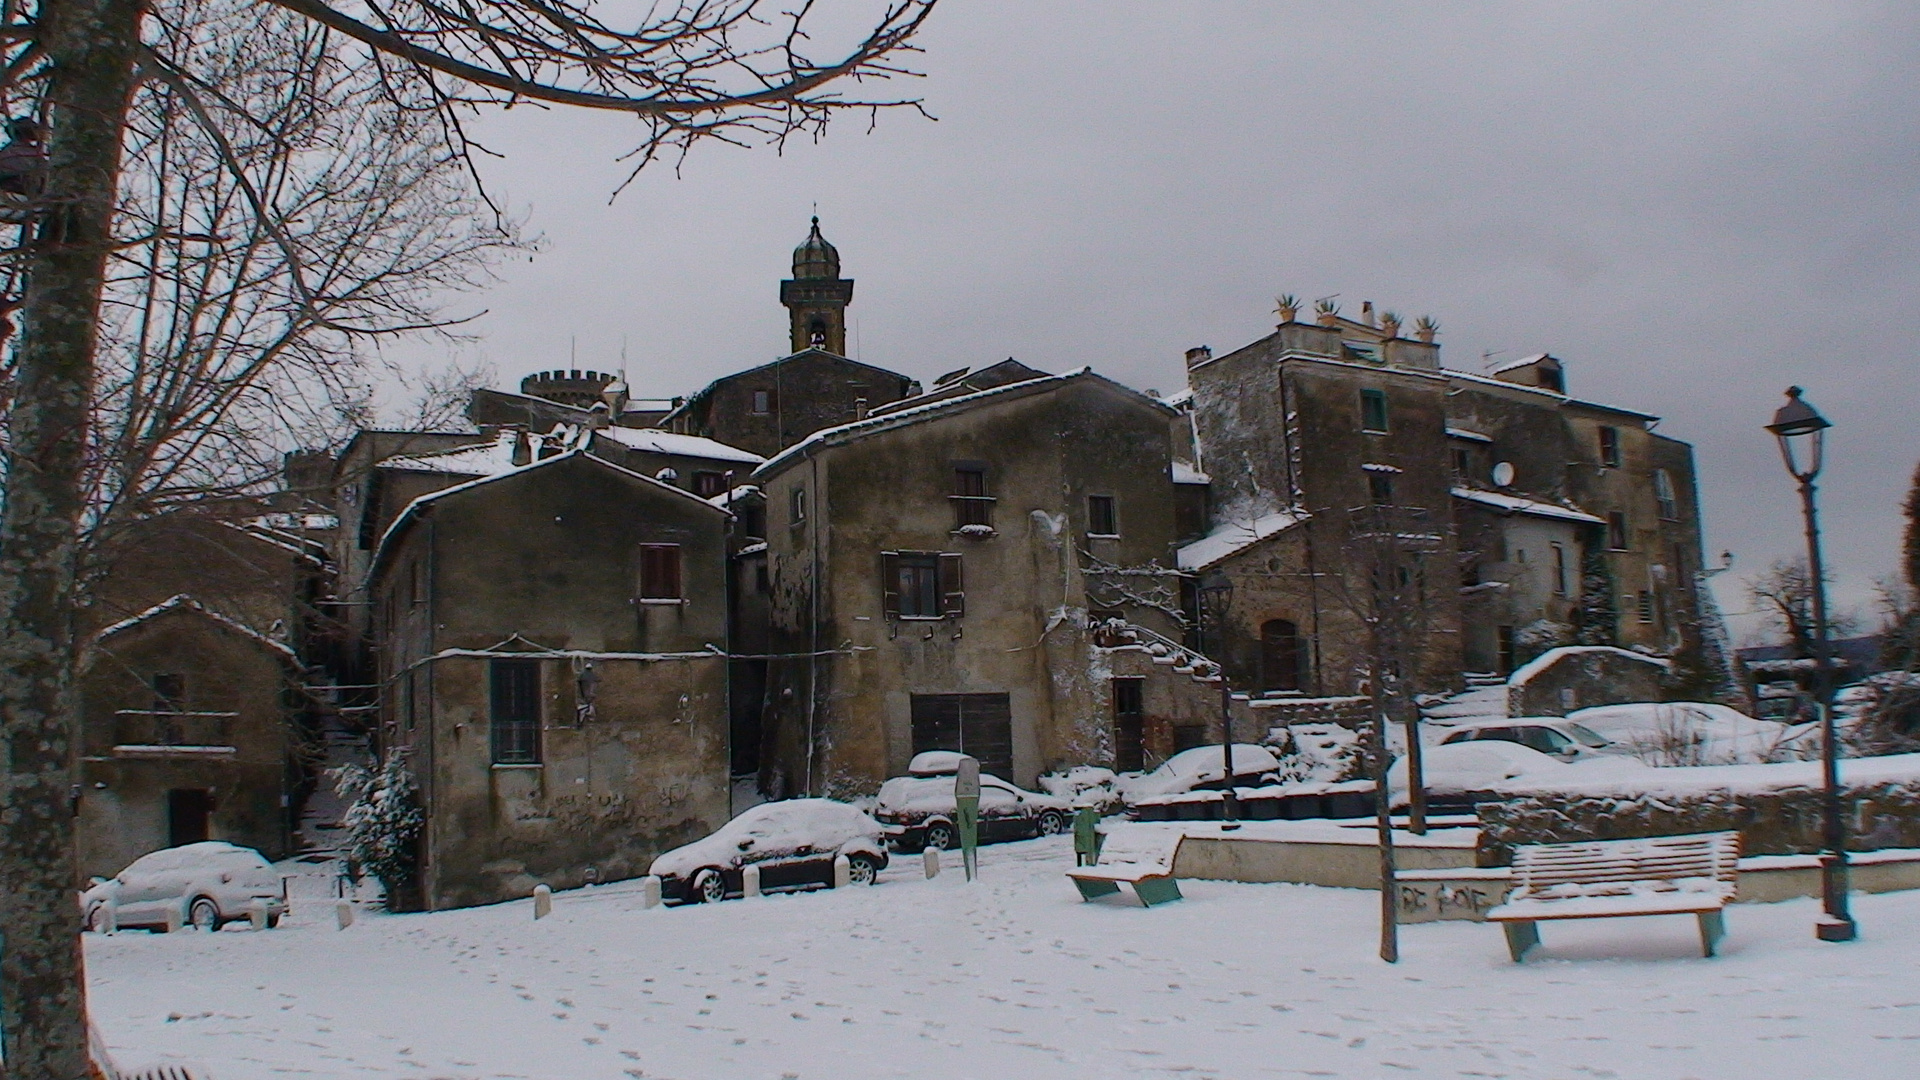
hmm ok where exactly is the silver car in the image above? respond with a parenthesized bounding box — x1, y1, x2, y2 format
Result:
(81, 842, 287, 932)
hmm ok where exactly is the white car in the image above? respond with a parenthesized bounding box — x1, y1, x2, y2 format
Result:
(874, 752, 1073, 851)
(1568, 702, 1801, 765)
(81, 842, 287, 932)
(1437, 717, 1618, 760)
(1113, 744, 1282, 804)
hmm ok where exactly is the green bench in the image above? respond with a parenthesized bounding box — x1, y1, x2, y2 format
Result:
(1067, 835, 1184, 907)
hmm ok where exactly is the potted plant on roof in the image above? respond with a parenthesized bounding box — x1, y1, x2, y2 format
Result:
(1414, 315, 1440, 343)
(1314, 298, 1340, 326)
(1275, 293, 1300, 323)
(1379, 311, 1402, 339)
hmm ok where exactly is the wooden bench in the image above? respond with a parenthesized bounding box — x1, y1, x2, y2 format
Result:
(1486, 831, 1740, 962)
(1067, 834, 1184, 907)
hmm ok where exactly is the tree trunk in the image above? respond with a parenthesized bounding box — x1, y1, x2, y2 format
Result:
(0, 2, 145, 1077)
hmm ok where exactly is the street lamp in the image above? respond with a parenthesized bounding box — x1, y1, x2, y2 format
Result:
(1766, 386, 1855, 943)
(1197, 569, 1238, 822)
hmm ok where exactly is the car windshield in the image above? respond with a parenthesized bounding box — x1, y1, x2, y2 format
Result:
(1565, 723, 1611, 748)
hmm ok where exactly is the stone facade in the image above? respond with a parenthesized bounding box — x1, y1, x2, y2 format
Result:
(369, 451, 732, 909)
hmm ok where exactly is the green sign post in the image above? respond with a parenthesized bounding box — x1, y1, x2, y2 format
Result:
(954, 755, 980, 881)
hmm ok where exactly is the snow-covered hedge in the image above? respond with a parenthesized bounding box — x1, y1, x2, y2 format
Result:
(1478, 754, 1920, 862)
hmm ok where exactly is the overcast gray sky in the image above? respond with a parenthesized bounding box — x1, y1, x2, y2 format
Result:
(387, 0, 1920, 644)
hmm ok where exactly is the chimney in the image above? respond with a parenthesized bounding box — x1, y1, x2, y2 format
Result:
(510, 427, 531, 467)
(1361, 301, 1376, 327)
(1185, 346, 1212, 369)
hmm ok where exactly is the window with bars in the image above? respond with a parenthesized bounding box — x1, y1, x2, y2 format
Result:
(489, 659, 541, 765)
(1360, 389, 1389, 433)
(882, 551, 964, 618)
(951, 466, 994, 529)
(1088, 494, 1119, 536)
(639, 544, 682, 600)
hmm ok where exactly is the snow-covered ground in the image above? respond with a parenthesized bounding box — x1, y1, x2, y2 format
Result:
(89, 834, 1920, 1080)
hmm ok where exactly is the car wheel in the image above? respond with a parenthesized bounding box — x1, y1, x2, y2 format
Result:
(1036, 810, 1068, 836)
(923, 821, 957, 851)
(188, 897, 221, 932)
(266, 912, 281, 929)
(693, 869, 728, 903)
(844, 854, 879, 886)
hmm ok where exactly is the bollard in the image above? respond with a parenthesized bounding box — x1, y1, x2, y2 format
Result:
(833, 853, 851, 889)
(923, 847, 941, 879)
(335, 899, 354, 930)
(248, 899, 268, 931)
(163, 905, 182, 934)
(742, 863, 762, 899)
(102, 899, 118, 935)
(533, 883, 553, 920)
(641, 875, 662, 910)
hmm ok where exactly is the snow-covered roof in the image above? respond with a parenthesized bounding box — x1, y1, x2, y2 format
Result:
(1361, 462, 1402, 474)
(1176, 510, 1306, 570)
(1443, 367, 1657, 422)
(1451, 486, 1605, 525)
(706, 484, 763, 507)
(372, 450, 727, 579)
(596, 427, 764, 464)
(93, 594, 297, 660)
(1445, 427, 1492, 443)
(756, 368, 1172, 479)
(1159, 388, 1194, 408)
(1171, 461, 1210, 485)
(1507, 645, 1670, 689)
(382, 431, 526, 475)
(1488, 352, 1552, 375)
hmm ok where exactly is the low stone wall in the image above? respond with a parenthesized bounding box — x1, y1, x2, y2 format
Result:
(1477, 777, 1920, 864)
(1248, 695, 1371, 729)
(1159, 822, 1480, 889)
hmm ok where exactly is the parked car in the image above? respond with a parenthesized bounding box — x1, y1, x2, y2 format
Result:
(1386, 740, 1566, 808)
(1113, 744, 1282, 805)
(1437, 717, 1617, 759)
(874, 751, 1072, 851)
(1568, 701, 1800, 765)
(648, 798, 888, 904)
(80, 842, 287, 932)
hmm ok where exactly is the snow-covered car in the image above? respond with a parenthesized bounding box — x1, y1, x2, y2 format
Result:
(80, 842, 287, 932)
(1567, 701, 1801, 765)
(874, 753, 1072, 851)
(1113, 744, 1282, 805)
(1036, 764, 1121, 812)
(648, 799, 888, 904)
(1438, 717, 1618, 760)
(1386, 740, 1566, 808)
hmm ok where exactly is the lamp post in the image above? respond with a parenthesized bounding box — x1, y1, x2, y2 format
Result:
(1198, 569, 1238, 822)
(1766, 386, 1856, 943)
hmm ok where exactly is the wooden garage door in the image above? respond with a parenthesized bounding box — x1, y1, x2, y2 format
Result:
(910, 693, 1013, 778)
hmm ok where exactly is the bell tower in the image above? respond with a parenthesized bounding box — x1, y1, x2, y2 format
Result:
(779, 216, 855, 355)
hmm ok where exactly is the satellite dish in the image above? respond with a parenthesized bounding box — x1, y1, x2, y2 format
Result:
(1491, 461, 1515, 487)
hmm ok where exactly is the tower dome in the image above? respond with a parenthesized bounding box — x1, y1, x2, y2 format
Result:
(791, 216, 840, 280)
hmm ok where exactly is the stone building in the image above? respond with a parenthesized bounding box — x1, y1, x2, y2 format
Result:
(1176, 305, 1708, 699)
(753, 368, 1225, 795)
(368, 449, 732, 909)
(662, 219, 919, 457)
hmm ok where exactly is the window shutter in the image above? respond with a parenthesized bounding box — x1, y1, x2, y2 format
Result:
(940, 552, 965, 617)
(881, 552, 901, 617)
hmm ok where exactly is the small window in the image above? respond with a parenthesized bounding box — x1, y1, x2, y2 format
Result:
(1608, 511, 1629, 551)
(751, 389, 772, 415)
(882, 551, 964, 619)
(409, 559, 427, 605)
(152, 673, 185, 713)
(739, 504, 766, 538)
(1088, 494, 1119, 536)
(952, 467, 993, 529)
(1598, 426, 1621, 468)
(1451, 447, 1470, 477)
(790, 485, 807, 524)
(1367, 472, 1394, 505)
(1637, 590, 1655, 624)
(639, 544, 682, 600)
(489, 659, 541, 765)
(1360, 389, 1389, 433)
(693, 471, 728, 498)
(1654, 469, 1679, 521)
(1550, 543, 1568, 597)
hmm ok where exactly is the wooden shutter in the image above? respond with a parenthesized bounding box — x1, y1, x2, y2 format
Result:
(881, 551, 900, 617)
(939, 552, 965, 617)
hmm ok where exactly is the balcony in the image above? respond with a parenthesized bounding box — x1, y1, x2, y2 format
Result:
(110, 710, 239, 758)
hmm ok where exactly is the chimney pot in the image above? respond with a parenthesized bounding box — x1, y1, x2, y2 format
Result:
(1184, 346, 1213, 369)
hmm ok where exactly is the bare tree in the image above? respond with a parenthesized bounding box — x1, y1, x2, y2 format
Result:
(1745, 558, 1857, 659)
(0, 3, 937, 1076)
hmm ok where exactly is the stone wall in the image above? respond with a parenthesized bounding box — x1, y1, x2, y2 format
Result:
(1506, 645, 1669, 717)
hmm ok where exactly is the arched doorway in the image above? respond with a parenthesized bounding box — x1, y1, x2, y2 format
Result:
(1260, 619, 1304, 692)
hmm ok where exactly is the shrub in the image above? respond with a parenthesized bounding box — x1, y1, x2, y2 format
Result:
(333, 748, 425, 911)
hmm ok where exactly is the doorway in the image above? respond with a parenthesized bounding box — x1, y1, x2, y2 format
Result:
(167, 788, 214, 847)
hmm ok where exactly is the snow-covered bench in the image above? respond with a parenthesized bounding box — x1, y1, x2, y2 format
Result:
(1067, 830, 1184, 907)
(1487, 831, 1741, 962)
